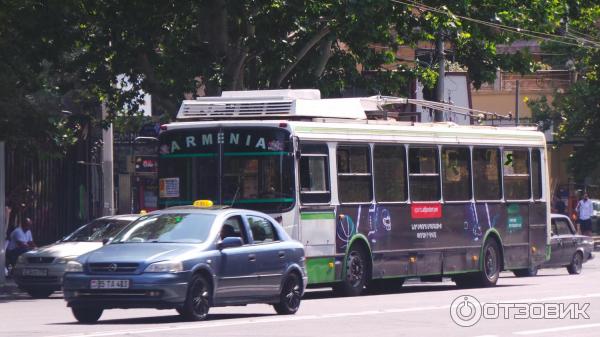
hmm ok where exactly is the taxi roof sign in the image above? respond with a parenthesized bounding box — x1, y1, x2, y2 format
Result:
(193, 200, 214, 208)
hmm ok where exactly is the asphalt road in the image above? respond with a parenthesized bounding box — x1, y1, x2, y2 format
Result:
(1, 257, 599, 337)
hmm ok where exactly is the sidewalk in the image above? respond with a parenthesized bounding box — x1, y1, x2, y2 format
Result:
(0, 277, 25, 300)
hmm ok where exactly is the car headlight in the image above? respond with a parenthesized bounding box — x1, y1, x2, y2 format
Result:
(55, 256, 78, 264)
(65, 261, 83, 272)
(144, 261, 183, 273)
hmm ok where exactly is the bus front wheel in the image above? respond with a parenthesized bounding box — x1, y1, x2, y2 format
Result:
(334, 245, 369, 296)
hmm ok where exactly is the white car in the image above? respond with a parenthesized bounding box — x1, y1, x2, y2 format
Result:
(13, 215, 139, 298)
(513, 214, 594, 277)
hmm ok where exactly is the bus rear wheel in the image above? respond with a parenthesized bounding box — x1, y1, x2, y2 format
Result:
(334, 245, 369, 296)
(455, 239, 501, 288)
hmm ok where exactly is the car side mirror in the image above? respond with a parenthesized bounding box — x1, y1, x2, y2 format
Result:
(102, 237, 113, 245)
(217, 237, 243, 250)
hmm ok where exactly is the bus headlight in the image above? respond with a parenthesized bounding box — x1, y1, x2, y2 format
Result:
(145, 261, 183, 273)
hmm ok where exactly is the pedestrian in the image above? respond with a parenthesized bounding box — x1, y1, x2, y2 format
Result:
(6, 217, 37, 270)
(575, 193, 593, 236)
(552, 195, 566, 215)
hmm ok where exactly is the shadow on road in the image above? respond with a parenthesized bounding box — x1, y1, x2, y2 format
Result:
(50, 313, 275, 325)
(303, 282, 525, 300)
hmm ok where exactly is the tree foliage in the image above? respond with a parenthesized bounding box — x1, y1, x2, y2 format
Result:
(1, 0, 571, 154)
(529, 2, 600, 180)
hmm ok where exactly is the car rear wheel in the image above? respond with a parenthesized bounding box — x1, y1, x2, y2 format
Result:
(25, 288, 54, 298)
(71, 306, 103, 324)
(567, 252, 583, 275)
(273, 272, 302, 315)
(179, 274, 211, 321)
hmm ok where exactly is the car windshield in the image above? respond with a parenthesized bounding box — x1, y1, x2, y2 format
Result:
(112, 213, 215, 244)
(64, 219, 133, 242)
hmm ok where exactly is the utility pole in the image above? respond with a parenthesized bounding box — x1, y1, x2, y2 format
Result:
(435, 28, 445, 122)
(515, 79, 520, 126)
(102, 105, 115, 216)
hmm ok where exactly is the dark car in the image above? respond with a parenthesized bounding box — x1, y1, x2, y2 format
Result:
(13, 214, 139, 298)
(514, 213, 594, 277)
(63, 203, 307, 323)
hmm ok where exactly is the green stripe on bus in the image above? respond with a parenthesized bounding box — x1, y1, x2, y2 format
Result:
(160, 153, 216, 158)
(301, 212, 335, 220)
(307, 257, 335, 284)
(223, 151, 289, 156)
(223, 198, 294, 204)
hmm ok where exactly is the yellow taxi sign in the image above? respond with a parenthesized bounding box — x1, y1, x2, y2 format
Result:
(140, 210, 147, 215)
(193, 200, 214, 208)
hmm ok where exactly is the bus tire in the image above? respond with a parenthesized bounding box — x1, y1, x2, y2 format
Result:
(455, 239, 501, 288)
(513, 265, 538, 277)
(334, 245, 369, 296)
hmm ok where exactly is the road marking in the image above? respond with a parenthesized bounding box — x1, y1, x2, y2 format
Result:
(514, 323, 600, 335)
(44, 293, 600, 337)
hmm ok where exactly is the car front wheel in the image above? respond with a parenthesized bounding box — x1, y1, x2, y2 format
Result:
(179, 274, 211, 321)
(71, 306, 103, 324)
(567, 252, 583, 275)
(273, 272, 302, 315)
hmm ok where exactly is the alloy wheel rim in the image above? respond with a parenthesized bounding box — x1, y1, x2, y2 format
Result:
(284, 278, 301, 309)
(191, 280, 209, 317)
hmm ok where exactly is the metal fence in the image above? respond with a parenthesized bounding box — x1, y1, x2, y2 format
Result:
(4, 137, 103, 246)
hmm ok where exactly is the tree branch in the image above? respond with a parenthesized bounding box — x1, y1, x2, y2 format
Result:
(274, 25, 331, 88)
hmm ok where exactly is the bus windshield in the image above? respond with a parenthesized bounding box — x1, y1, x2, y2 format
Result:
(158, 127, 294, 212)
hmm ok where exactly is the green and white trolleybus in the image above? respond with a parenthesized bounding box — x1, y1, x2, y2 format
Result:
(157, 89, 550, 296)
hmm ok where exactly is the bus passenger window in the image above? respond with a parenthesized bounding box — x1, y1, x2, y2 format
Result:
(300, 144, 330, 204)
(531, 149, 543, 200)
(442, 147, 471, 201)
(503, 149, 531, 200)
(374, 145, 407, 202)
(337, 146, 372, 203)
(408, 147, 440, 201)
(473, 148, 502, 200)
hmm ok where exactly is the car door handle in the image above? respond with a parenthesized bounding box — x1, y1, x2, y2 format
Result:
(278, 251, 285, 258)
(248, 254, 256, 262)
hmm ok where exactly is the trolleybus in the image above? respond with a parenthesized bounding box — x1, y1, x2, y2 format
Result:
(157, 89, 550, 296)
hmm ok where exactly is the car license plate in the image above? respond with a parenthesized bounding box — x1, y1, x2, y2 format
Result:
(22, 268, 48, 277)
(90, 279, 130, 289)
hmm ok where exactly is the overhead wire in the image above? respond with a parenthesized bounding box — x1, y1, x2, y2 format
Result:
(390, 0, 600, 50)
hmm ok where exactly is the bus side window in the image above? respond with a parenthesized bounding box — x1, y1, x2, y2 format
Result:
(442, 147, 472, 201)
(473, 147, 502, 200)
(374, 145, 407, 202)
(503, 149, 531, 200)
(299, 144, 331, 204)
(531, 149, 543, 200)
(408, 147, 440, 201)
(337, 145, 372, 203)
